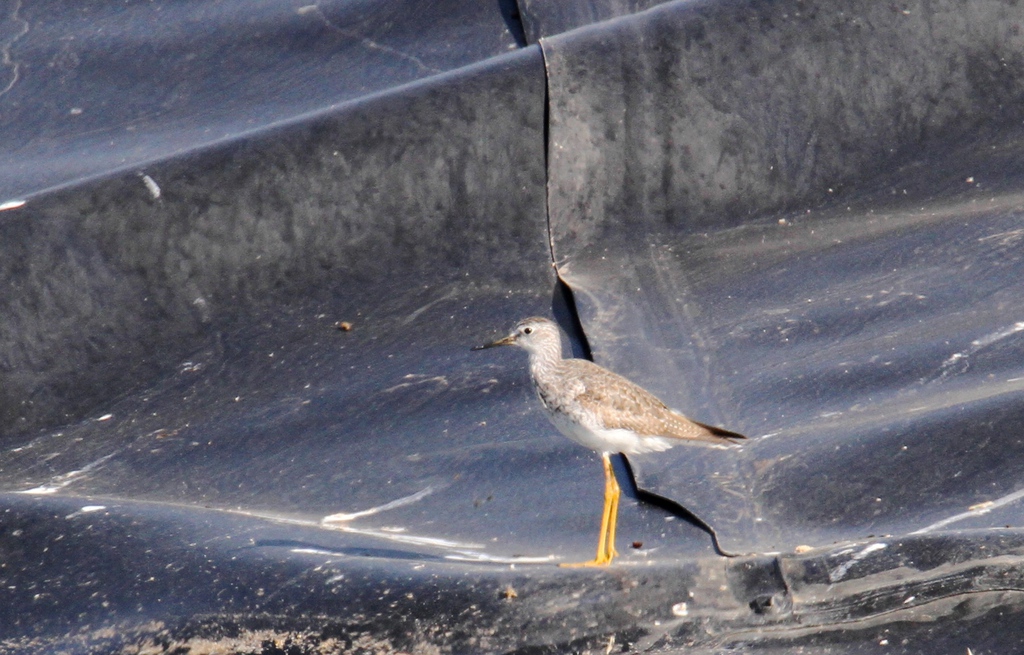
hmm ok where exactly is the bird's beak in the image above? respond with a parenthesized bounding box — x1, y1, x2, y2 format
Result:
(472, 334, 517, 351)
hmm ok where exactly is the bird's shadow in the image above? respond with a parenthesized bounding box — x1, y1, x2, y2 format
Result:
(617, 454, 738, 558)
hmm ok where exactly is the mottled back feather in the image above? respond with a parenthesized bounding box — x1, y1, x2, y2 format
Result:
(551, 359, 744, 445)
(481, 316, 744, 451)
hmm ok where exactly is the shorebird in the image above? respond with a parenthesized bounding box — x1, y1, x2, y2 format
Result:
(475, 316, 744, 567)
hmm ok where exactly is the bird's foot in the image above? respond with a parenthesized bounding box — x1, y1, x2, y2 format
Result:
(558, 549, 617, 568)
(558, 558, 612, 568)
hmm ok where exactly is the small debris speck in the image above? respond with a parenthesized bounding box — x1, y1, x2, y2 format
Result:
(335, 321, 353, 331)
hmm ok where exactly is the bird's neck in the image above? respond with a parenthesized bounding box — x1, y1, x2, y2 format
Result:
(527, 339, 563, 380)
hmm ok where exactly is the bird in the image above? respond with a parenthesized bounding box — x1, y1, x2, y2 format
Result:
(474, 316, 744, 567)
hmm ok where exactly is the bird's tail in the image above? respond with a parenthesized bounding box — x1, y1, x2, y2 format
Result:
(694, 420, 747, 444)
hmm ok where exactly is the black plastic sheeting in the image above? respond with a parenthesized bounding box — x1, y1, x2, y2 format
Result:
(3, 0, 1024, 652)
(544, 0, 1024, 555)
(518, 0, 672, 43)
(0, 0, 526, 201)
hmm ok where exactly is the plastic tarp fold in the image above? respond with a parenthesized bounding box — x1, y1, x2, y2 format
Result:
(3, 0, 1024, 651)
(543, 0, 1024, 554)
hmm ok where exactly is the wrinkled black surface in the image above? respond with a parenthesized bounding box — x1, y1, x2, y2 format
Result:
(3, 0, 1024, 652)
(4, 494, 1024, 652)
(0, 0, 523, 201)
(544, 0, 1024, 554)
(1, 48, 549, 439)
(517, 0, 672, 43)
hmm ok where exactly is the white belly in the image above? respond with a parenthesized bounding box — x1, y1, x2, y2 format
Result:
(544, 406, 677, 455)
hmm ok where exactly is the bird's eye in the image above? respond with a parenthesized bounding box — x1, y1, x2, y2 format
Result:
(523, 327, 533, 334)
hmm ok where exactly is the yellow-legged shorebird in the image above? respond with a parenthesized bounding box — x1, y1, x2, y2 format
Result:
(475, 316, 744, 567)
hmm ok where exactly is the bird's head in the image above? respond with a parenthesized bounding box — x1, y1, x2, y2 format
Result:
(473, 317, 561, 357)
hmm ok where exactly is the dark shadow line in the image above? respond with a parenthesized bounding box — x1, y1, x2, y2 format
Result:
(620, 456, 740, 558)
(497, 0, 529, 48)
(541, 42, 555, 267)
(552, 278, 593, 361)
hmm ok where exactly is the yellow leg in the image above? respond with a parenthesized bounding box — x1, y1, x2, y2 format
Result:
(605, 454, 620, 561)
(560, 453, 621, 567)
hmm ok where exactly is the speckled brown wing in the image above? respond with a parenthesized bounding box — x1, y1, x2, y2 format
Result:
(561, 359, 745, 445)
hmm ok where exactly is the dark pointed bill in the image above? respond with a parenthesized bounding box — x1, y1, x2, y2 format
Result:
(471, 334, 517, 351)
